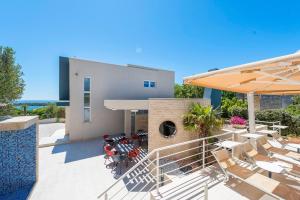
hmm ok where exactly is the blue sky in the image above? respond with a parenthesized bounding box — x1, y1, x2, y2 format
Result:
(1, 0, 300, 100)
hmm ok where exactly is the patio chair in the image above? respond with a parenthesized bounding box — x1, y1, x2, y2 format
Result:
(242, 143, 275, 163)
(104, 144, 118, 166)
(273, 135, 300, 152)
(212, 148, 300, 200)
(258, 137, 300, 161)
(131, 133, 140, 146)
(126, 148, 140, 167)
(243, 143, 300, 177)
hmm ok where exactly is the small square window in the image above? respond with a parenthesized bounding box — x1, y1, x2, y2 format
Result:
(150, 81, 156, 88)
(144, 81, 150, 88)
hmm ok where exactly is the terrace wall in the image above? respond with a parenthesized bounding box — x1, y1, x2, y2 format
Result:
(0, 116, 38, 197)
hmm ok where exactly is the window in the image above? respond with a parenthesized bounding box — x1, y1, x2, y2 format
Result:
(84, 78, 90, 92)
(84, 77, 91, 122)
(159, 121, 176, 138)
(150, 81, 156, 88)
(144, 80, 156, 88)
(144, 81, 150, 88)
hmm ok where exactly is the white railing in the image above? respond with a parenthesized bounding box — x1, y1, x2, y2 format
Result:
(255, 120, 281, 127)
(98, 132, 234, 200)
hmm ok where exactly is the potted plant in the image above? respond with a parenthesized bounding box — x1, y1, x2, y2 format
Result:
(230, 116, 247, 129)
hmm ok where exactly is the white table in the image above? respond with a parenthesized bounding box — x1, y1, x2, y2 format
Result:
(241, 133, 264, 140)
(216, 141, 243, 149)
(256, 161, 285, 178)
(270, 125, 288, 136)
(270, 125, 288, 129)
(256, 129, 278, 137)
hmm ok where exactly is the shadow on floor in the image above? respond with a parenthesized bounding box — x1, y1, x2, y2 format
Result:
(51, 138, 104, 163)
(0, 184, 33, 200)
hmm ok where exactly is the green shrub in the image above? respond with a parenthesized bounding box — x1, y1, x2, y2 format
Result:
(285, 96, 300, 117)
(31, 104, 65, 120)
(0, 104, 23, 116)
(221, 97, 248, 118)
(228, 105, 248, 119)
(255, 109, 300, 136)
(57, 107, 65, 118)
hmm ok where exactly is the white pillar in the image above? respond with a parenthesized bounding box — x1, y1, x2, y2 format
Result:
(124, 110, 131, 137)
(247, 92, 256, 134)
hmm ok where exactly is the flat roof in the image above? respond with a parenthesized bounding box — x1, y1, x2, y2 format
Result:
(104, 100, 149, 110)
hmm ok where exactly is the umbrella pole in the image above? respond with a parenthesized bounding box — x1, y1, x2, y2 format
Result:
(247, 92, 256, 134)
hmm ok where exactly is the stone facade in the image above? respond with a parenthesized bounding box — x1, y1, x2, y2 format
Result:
(259, 95, 292, 110)
(148, 98, 210, 158)
(237, 93, 293, 110)
(0, 124, 37, 196)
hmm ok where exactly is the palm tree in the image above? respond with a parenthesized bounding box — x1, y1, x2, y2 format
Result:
(183, 103, 223, 138)
(183, 103, 223, 166)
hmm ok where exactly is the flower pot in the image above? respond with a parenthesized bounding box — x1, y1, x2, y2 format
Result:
(232, 124, 246, 129)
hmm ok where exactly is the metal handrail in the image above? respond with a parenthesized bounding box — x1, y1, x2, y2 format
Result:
(98, 131, 234, 200)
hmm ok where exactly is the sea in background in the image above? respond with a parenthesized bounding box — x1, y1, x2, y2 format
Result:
(14, 100, 57, 111)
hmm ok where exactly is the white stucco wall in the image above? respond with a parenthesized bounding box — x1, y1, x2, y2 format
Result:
(68, 58, 174, 141)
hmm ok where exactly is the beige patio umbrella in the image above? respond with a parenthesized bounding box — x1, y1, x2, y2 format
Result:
(184, 51, 300, 133)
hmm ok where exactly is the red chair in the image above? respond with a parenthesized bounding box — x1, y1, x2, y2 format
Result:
(120, 138, 129, 144)
(131, 134, 139, 140)
(103, 134, 110, 140)
(104, 144, 117, 165)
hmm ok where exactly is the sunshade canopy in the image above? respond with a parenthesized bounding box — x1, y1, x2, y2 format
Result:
(184, 51, 300, 95)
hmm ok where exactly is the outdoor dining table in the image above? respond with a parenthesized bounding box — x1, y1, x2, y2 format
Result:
(241, 133, 264, 147)
(136, 132, 148, 137)
(256, 129, 278, 137)
(216, 141, 243, 149)
(241, 133, 264, 140)
(114, 143, 135, 155)
(255, 161, 285, 178)
(270, 125, 288, 136)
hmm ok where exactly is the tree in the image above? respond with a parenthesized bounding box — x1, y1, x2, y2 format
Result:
(183, 103, 223, 138)
(0, 47, 25, 105)
(285, 95, 300, 117)
(174, 84, 204, 98)
(221, 91, 236, 99)
(183, 103, 223, 165)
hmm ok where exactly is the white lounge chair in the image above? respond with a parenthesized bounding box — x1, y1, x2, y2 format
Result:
(258, 137, 300, 161)
(213, 148, 300, 200)
(243, 143, 300, 177)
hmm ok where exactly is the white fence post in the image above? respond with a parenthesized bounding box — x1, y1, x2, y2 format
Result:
(202, 140, 205, 169)
(156, 151, 160, 192)
(204, 182, 208, 200)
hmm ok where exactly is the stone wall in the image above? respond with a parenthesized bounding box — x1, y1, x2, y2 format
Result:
(260, 95, 292, 110)
(148, 98, 210, 158)
(0, 123, 37, 196)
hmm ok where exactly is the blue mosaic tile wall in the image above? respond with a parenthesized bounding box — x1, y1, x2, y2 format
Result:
(0, 124, 36, 196)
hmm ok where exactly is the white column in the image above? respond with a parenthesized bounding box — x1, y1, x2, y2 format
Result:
(247, 92, 256, 134)
(124, 110, 131, 137)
